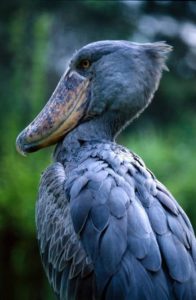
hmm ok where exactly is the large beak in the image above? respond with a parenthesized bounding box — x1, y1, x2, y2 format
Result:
(16, 70, 90, 155)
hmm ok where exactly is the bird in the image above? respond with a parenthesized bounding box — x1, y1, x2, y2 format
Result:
(16, 40, 196, 300)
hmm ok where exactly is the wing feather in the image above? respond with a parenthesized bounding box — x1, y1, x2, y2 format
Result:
(36, 162, 94, 300)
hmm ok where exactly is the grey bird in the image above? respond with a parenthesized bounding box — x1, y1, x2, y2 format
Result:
(16, 40, 196, 300)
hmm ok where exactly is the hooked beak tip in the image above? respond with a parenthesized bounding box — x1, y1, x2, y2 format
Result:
(16, 133, 28, 157)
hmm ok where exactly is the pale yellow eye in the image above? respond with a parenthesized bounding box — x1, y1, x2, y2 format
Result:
(80, 59, 91, 69)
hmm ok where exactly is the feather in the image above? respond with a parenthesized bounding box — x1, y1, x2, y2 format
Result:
(147, 202, 168, 235)
(94, 175, 114, 204)
(70, 189, 93, 234)
(158, 233, 191, 282)
(81, 218, 102, 262)
(141, 236, 161, 272)
(99, 215, 127, 274)
(156, 191, 178, 215)
(90, 204, 110, 231)
(70, 175, 89, 199)
(167, 213, 190, 249)
(108, 186, 129, 218)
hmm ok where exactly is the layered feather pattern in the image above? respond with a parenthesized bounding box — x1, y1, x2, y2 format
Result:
(36, 141, 196, 300)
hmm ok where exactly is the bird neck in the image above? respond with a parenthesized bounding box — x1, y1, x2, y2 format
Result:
(53, 111, 129, 162)
(68, 114, 115, 142)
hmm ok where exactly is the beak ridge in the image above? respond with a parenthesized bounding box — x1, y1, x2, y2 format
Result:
(16, 70, 90, 155)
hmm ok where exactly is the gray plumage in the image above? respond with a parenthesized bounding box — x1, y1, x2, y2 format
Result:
(37, 141, 196, 300)
(17, 40, 196, 299)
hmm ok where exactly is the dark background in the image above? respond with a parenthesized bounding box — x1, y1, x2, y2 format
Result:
(0, 1, 196, 299)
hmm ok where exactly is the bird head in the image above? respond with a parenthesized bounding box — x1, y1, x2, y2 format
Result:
(16, 40, 172, 155)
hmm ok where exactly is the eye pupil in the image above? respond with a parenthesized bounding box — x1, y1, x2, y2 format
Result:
(81, 59, 90, 69)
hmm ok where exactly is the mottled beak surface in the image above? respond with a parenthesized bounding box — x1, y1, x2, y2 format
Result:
(16, 70, 90, 155)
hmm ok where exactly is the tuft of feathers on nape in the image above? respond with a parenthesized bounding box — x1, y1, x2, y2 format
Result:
(145, 41, 173, 71)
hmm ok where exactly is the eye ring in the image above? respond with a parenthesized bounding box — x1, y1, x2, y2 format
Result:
(80, 59, 91, 69)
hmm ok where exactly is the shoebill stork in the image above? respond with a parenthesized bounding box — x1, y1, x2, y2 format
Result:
(16, 40, 196, 300)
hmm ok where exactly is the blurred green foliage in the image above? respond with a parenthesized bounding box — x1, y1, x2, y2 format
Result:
(0, 1, 195, 299)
